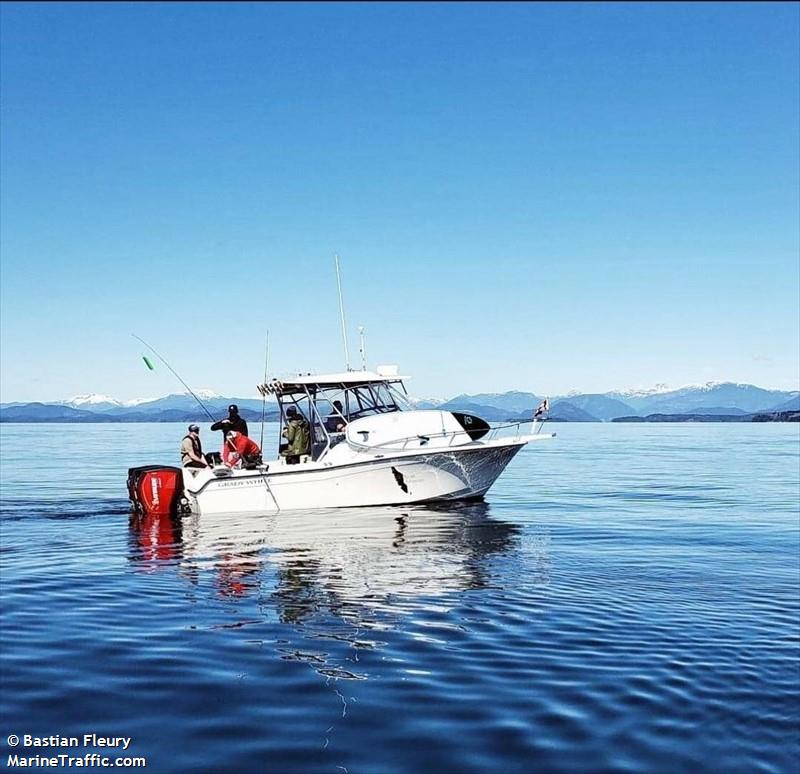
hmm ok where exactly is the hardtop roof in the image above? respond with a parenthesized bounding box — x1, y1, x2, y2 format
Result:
(258, 371, 410, 396)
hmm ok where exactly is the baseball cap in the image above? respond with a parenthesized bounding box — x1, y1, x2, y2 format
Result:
(188, 424, 200, 432)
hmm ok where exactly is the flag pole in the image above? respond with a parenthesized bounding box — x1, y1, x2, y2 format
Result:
(533, 398, 549, 435)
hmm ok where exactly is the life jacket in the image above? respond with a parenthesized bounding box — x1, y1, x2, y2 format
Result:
(181, 434, 203, 465)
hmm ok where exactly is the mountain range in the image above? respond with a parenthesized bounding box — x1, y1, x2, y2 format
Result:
(1, 382, 797, 423)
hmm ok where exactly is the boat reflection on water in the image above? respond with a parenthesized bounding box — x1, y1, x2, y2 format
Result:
(129, 502, 529, 678)
(187, 503, 519, 606)
(128, 511, 183, 567)
(129, 502, 526, 603)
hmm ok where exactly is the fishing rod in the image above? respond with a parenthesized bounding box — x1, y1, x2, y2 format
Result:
(132, 334, 216, 423)
(259, 330, 270, 450)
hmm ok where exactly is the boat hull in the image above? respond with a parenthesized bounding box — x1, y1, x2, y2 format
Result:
(182, 441, 524, 515)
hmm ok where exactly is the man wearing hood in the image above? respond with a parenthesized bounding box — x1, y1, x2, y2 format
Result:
(281, 406, 310, 463)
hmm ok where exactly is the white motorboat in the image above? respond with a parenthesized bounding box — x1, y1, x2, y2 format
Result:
(128, 367, 554, 516)
(176, 368, 553, 515)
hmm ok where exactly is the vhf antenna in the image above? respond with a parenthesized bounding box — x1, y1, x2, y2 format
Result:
(335, 254, 351, 371)
(358, 326, 367, 371)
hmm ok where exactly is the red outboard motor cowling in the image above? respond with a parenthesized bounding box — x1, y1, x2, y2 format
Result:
(127, 466, 184, 515)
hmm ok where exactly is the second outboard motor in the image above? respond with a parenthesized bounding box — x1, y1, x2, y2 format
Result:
(127, 466, 184, 516)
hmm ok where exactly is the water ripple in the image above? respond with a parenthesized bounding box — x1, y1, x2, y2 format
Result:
(1, 423, 798, 772)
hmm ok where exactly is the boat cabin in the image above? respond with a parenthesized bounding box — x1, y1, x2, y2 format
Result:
(257, 370, 412, 461)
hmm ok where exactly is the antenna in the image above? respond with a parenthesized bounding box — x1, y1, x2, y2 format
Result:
(335, 254, 351, 371)
(358, 326, 367, 371)
(259, 330, 270, 450)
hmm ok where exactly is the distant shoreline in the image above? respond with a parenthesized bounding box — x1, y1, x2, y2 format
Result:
(610, 411, 799, 424)
(2, 382, 798, 424)
(1, 412, 797, 424)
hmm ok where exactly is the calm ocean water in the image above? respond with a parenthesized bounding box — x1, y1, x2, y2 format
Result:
(1, 422, 798, 773)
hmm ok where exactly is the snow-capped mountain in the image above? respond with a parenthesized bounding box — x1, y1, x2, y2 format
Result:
(55, 390, 229, 411)
(443, 391, 542, 414)
(194, 389, 222, 400)
(2, 382, 797, 422)
(407, 395, 446, 409)
(551, 394, 637, 421)
(439, 383, 798, 420)
(121, 397, 158, 407)
(109, 392, 267, 414)
(608, 382, 797, 415)
(609, 383, 675, 399)
(61, 394, 123, 411)
(57, 391, 262, 415)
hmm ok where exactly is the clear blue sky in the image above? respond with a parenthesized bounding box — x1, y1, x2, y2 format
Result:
(1, 2, 798, 402)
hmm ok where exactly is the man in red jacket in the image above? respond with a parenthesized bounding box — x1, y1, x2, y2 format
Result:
(223, 430, 262, 469)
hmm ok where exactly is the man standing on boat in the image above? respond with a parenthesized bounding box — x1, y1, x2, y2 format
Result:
(211, 403, 249, 440)
(181, 424, 209, 468)
(281, 406, 311, 462)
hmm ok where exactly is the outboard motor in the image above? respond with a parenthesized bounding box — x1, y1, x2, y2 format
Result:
(127, 466, 184, 516)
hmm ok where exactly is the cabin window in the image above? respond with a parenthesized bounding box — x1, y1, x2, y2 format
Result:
(386, 384, 415, 411)
(279, 381, 409, 461)
(348, 384, 401, 419)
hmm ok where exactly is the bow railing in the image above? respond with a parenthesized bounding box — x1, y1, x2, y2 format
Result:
(346, 420, 551, 452)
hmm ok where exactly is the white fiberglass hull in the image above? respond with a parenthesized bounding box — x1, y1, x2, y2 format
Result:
(182, 440, 525, 515)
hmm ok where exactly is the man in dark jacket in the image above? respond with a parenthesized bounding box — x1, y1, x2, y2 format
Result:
(324, 400, 347, 433)
(211, 404, 249, 455)
(211, 404, 249, 437)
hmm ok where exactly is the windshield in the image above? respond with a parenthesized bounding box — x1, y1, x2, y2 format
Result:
(385, 383, 415, 411)
(277, 381, 414, 460)
(306, 381, 410, 424)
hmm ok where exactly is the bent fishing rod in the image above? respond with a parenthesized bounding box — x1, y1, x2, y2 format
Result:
(132, 334, 216, 423)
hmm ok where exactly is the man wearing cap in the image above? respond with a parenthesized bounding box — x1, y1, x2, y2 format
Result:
(181, 424, 209, 468)
(211, 403, 249, 444)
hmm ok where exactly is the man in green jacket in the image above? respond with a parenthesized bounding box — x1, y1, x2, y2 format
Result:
(281, 406, 310, 462)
